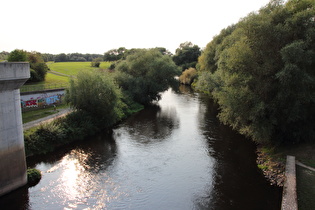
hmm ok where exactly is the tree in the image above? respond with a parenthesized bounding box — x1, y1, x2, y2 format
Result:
(104, 47, 127, 61)
(179, 68, 197, 85)
(173, 42, 201, 71)
(91, 57, 102, 67)
(0, 51, 9, 61)
(55, 53, 68, 62)
(7, 49, 28, 62)
(27, 51, 49, 82)
(66, 70, 122, 127)
(115, 49, 181, 105)
(7, 50, 48, 82)
(195, 0, 315, 144)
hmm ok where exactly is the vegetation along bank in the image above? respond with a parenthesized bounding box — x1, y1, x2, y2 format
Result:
(23, 48, 180, 157)
(178, 0, 315, 185)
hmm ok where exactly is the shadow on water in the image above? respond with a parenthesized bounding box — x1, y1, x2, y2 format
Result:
(195, 93, 282, 210)
(121, 103, 179, 144)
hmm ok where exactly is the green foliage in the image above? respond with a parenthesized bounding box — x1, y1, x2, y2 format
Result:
(91, 57, 102, 67)
(27, 168, 41, 186)
(8, 50, 49, 82)
(195, 0, 315, 144)
(7, 49, 28, 62)
(104, 47, 127, 61)
(0, 51, 9, 60)
(66, 70, 122, 126)
(115, 48, 181, 105)
(173, 42, 201, 71)
(179, 68, 197, 85)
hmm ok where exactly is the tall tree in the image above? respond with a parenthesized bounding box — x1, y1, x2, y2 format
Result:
(115, 49, 180, 105)
(173, 42, 201, 71)
(195, 0, 315, 144)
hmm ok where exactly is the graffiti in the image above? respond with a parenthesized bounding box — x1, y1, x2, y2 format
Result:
(21, 94, 64, 109)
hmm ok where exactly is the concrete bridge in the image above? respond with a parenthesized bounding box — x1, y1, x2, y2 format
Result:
(0, 63, 30, 196)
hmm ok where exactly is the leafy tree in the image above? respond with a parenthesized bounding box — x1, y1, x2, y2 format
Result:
(179, 68, 197, 85)
(91, 57, 102, 67)
(173, 42, 201, 71)
(115, 48, 180, 105)
(0, 51, 9, 61)
(195, 0, 315, 144)
(66, 70, 123, 127)
(7, 49, 28, 62)
(104, 47, 127, 61)
(27, 52, 49, 82)
(55, 53, 68, 62)
(7, 50, 48, 82)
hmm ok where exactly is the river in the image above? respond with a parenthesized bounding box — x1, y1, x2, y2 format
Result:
(0, 86, 282, 209)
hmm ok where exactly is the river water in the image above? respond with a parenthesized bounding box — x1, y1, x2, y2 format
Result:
(0, 86, 282, 209)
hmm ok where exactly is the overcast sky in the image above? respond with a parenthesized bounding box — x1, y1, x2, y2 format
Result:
(1, 0, 271, 54)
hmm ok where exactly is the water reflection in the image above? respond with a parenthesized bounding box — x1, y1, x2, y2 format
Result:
(0, 87, 282, 209)
(122, 103, 179, 144)
(27, 134, 118, 209)
(197, 94, 282, 210)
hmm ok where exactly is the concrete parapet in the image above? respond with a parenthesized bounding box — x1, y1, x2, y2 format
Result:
(281, 155, 298, 210)
(0, 63, 30, 196)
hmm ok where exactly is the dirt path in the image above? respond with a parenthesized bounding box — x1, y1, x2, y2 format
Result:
(23, 108, 72, 130)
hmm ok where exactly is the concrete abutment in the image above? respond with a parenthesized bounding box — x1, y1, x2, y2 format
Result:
(0, 63, 30, 196)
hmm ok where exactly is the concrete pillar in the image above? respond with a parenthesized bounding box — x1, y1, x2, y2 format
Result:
(0, 62, 30, 196)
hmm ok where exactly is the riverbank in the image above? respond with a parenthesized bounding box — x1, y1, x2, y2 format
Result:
(256, 142, 315, 186)
(23, 102, 143, 157)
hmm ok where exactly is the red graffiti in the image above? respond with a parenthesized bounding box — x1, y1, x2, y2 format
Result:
(25, 100, 38, 107)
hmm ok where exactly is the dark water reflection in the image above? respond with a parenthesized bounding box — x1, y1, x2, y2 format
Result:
(0, 86, 281, 209)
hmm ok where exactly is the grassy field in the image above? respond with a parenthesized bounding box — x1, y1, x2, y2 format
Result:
(21, 61, 112, 92)
(47, 61, 111, 76)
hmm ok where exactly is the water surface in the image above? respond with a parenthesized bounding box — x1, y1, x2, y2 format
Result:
(0, 87, 281, 209)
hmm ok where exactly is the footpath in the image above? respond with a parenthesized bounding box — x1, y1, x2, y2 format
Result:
(23, 108, 72, 130)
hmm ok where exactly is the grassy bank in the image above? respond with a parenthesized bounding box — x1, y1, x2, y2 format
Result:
(22, 103, 69, 123)
(24, 102, 143, 157)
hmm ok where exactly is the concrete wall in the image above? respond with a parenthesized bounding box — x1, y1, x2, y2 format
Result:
(281, 155, 298, 210)
(21, 89, 65, 111)
(0, 63, 30, 196)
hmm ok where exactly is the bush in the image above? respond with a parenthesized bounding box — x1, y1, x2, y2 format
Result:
(66, 70, 123, 127)
(179, 68, 197, 85)
(91, 57, 102, 67)
(27, 168, 41, 187)
(7, 49, 27, 62)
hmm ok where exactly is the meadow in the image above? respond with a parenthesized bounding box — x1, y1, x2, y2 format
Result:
(21, 61, 111, 92)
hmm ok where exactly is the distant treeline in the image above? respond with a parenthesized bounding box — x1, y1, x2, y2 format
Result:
(0, 51, 103, 62)
(43, 53, 103, 62)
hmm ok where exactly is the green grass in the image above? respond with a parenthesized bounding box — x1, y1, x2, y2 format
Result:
(22, 103, 69, 123)
(21, 61, 112, 92)
(47, 61, 111, 76)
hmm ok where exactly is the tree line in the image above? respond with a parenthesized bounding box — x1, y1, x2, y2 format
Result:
(193, 0, 315, 145)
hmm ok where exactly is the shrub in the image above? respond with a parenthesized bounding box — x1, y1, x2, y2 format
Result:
(179, 68, 197, 85)
(27, 168, 42, 187)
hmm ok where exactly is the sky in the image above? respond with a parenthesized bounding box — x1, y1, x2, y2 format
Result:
(1, 0, 271, 55)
